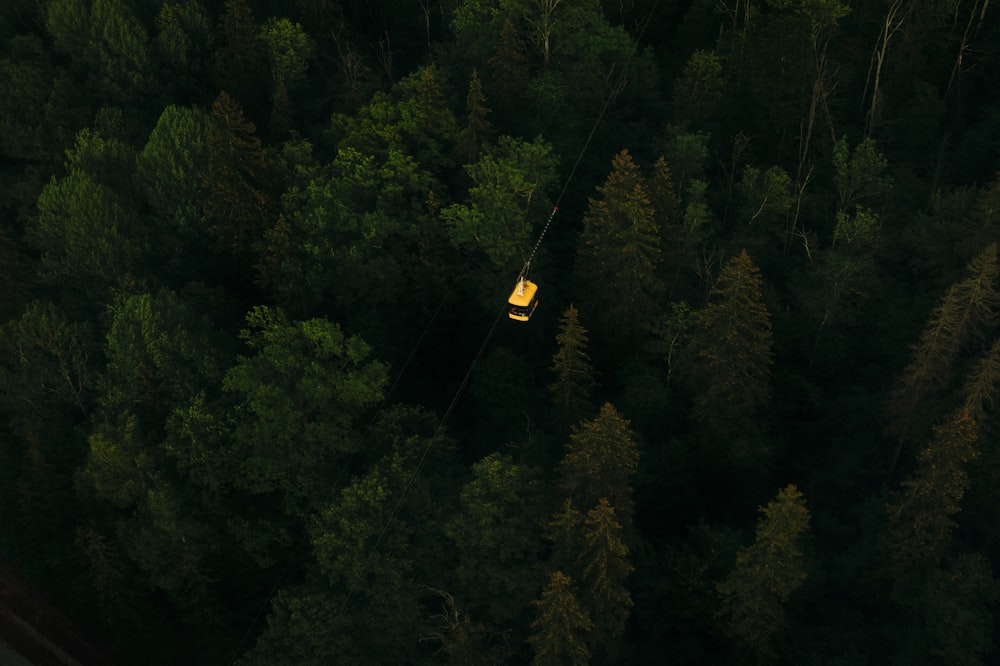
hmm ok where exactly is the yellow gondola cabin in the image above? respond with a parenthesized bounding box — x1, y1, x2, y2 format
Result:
(508, 278, 539, 321)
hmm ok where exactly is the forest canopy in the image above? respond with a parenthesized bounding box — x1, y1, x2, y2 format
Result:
(1, 0, 1000, 663)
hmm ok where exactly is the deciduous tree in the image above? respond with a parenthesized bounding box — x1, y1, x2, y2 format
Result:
(446, 453, 546, 627)
(222, 306, 387, 513)
(443, 134, 557, 268)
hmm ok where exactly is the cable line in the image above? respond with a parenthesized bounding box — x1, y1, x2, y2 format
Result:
(231, 3, 661, 660)
(226, 245, 480, 664)
(341, 0, 664, 618)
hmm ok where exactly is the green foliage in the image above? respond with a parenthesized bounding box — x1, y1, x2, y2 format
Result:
(0, 301, 93, 435)
(273, 142, 434, 313)
(154, 1, 213, 96)
(214, 0, 266, 110)
(737, 165, 793, 229)
(331, 65, 459, 174)
(488, 18, 530, 112)
(99, 289, 228, 423)
(446, 453, 546, 626)
(672, 50, 724, 124)
(0, 35, 86, 165)
(30, 169, 140, 304)
(443, 134, 557, 267)
(663, 127, 710, 193)
(5, 0, 1000, 661)
(716, 484, 811, 660)
(259, 17, 315, 90)
(287, 408, 457, 664)
(85, 0, 155, 106)
(832, 136, 891, 214)
(45, 0, 90, 61)
(222, 306, 387, 509)
(136, 104, 210, 274)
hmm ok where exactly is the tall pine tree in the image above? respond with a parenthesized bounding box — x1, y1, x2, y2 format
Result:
(882, 409, 979, 576)
(885, 242, 999, 471)
(457, 68, 493, 164)
(685, 249, 773, 437)
(716, 484, 811, 661)
(557, 402, 639, 529)
(548, 305, 598, 435)
(576, 149, 664, 349)
(201, 91, 272, 271)
(527, 570, 593, 666)
(578, 498, 633, 662)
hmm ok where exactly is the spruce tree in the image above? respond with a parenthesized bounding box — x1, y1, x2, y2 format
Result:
(201, 91, 272, 268)
(488, 18, 529, 112)
(885, 243, 999, 465)
(961, 335, 1000, 426)
(576, 149, 664, 347)
(685, 249, 773, 436)
(213, 0, 265, 112)
(457, 68, 493, 164)
(716, 484, 811, 661)
(528, 570, 593, 666)
(882, 409, 979, 576)
(557, 403, 639, 529)
(579, 498, 633, 662)
(548, 305, 598, 434)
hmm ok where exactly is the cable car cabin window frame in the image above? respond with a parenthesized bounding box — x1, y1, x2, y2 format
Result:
(508, 279, 539, 321)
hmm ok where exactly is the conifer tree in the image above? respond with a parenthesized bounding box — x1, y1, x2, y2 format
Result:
(201, 91, 272, 267)
(528, 570, 593, 666)
(457, 68, 493, 164)
(716, 484, 811, 661)
(672, 50, 724, 126)
(885, 243, 999, 464)
(685, 249, 773, 436)
(548, 305, 598, 434)
(213, 0, 265, 112)
(578, 498, 633, 662)
(882, 409, 979, 576)
(488, 18, 529, 112)
(961, 335, 1000, 426)
(557, 403, 639, 529)
(576, 149, 664, 346)
(546, 498, 585, 577)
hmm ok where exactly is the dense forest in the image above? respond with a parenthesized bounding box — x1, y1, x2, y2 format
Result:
(1, 0, 999, 663)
